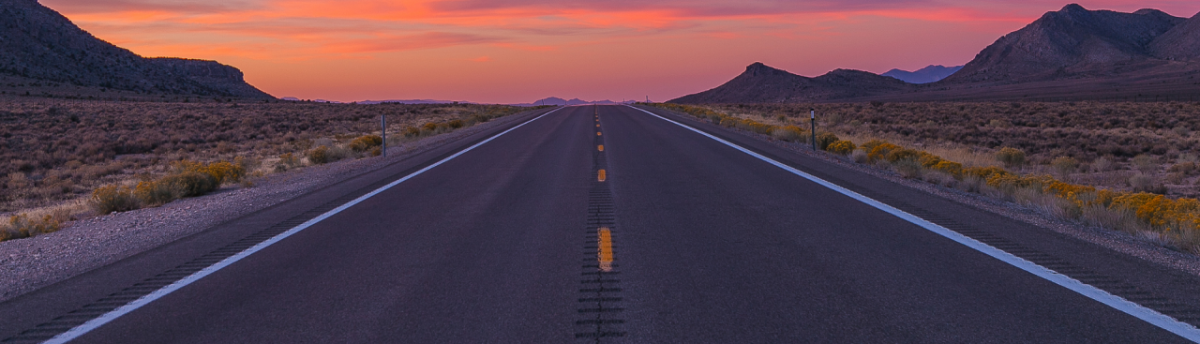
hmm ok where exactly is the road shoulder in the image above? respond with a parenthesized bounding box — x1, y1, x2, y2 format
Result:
(0, 108, 553, 303)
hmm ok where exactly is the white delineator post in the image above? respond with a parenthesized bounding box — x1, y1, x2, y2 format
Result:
(381, 114, 387, 157)
(810, 109, 816, 151)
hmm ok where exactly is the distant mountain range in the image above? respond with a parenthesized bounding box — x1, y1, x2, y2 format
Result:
(280, 97, 362, 104)
(0, 0, 271, 99)
(511, 97, 635, 107)
(357, 98, 465, 104)
(673, 4, 1200, 103)
(356, 99, 473, 105)
(882, 65, 963, 84)
(279, 96, 632, 106)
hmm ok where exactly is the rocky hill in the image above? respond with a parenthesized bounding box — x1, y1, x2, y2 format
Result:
(943, 4, 1184, 84)
(1148, 11, 1200, 61)
(671, 63, 910, 103)
(0, 0, 272, 99)
(672, 4, 1200, 103)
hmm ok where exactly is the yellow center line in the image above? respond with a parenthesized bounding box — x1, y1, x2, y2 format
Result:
(597, 131, 602, 136)
(598, 227, 613, 272)
(596, 124, 600, 128)
(598, 169, 606, 182)
(598, 145, 604, 151)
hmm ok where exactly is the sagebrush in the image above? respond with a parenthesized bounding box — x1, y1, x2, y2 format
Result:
(649, 102, 1200, 253)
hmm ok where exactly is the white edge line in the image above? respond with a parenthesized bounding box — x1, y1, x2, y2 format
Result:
(45, 107, 566, 344)
(626, 104, 1200, 342)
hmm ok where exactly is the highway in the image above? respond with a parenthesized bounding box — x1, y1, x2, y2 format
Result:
(2, 105, 1200, 343)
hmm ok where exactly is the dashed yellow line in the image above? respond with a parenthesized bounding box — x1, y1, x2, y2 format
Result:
(597, 131, 602, 136)
(598, 227, 613, 272)
(598, 145, 604, 151)
(598, 169, 606, 182)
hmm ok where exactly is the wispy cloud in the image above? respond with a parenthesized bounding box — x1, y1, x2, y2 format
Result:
(322, 32, 499, 54)
(43, 0, 264, 14)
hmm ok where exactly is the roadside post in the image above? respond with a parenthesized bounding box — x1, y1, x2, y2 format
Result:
(381, 114, 387, 157)
(810, 108, 816, 151)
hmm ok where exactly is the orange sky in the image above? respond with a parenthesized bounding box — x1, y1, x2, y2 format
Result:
(41, 0, 1200, 103)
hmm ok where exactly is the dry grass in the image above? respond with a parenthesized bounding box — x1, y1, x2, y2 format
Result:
(831, 130, 1002, 168)
(0, 98, 542, 241)
(688, 101, 1200, 197)
(653, 101, 1200, 254)
(0, 199, 84, 241)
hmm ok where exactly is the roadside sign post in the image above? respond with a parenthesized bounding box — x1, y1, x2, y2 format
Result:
(381, 114, 387, 157)
(810, 108, 816, 151)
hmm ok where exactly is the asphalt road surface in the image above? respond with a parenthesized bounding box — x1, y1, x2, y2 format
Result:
(3, 105, 1200, 343)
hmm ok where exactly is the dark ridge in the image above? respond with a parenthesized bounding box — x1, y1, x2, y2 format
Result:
(0, 0, 272, 99)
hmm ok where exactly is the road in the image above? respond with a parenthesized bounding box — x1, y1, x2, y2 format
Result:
(2, 105, 1200, 343)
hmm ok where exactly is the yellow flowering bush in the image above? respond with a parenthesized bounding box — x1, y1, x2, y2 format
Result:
(931, 161, 963, 178)
(1110, 193, 1200, 231)
(885, 148, 922, 163)
(827, 140, 856, 155)
(174, 160, 244, 184)
(865, 141, 902, 162)
(962, 166, 1009, 180)
(648, 102, 1200, 249)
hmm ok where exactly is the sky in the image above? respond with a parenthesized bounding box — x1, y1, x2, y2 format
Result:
(41, 0, 1200, 104)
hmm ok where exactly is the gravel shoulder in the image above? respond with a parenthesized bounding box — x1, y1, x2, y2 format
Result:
(643, 105, 1200, 279)
(0, 110, 541, 303)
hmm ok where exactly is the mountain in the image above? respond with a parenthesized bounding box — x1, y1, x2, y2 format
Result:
(1148, 11, 1200, 61)
(671, 4, 1200, 103)
(0, 0, 272, 99)
(357, 99, 472, 105)
(536, 97, 582, 106)
(882, 65, 963, 84)
(942, 4, 1184, 84)
(670, 62, 910, 103)
(512, 97, 634, 106)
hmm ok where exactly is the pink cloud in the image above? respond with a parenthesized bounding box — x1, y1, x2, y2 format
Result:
(321, 32, 498, 54)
